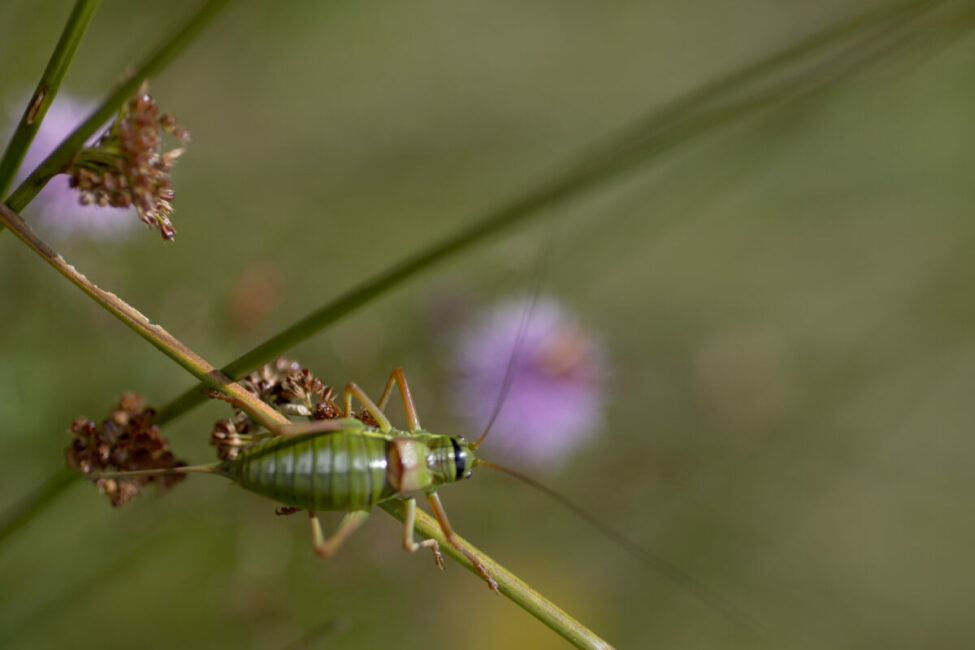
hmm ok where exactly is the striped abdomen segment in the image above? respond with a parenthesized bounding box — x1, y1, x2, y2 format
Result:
(229, 432, 394, 510)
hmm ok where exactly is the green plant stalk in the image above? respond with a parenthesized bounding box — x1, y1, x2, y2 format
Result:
(0, 468, 77, 548)
(0, 0, 100, 199)
(0, 202, 615, 650)
(0, 525, 199, 643)
(580, 0, 945, 158)
(1, 0, 231, 219)
(0, 203, 283, 429)
(379, 501, 613, 650)
(156, 0, 952, 424)
(0, 0, 233, 549)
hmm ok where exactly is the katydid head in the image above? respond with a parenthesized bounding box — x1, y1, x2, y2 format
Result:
(423, 435, 476, 486)
(453, 436, 476, 481)
(388, 435, 476, 493)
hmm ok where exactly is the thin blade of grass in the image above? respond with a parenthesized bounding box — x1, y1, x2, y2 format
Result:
(0, 468, 77, 547)
(0, 0, 100, 198)
(156, 0, 957, 425)
(1, 0, 231, 218)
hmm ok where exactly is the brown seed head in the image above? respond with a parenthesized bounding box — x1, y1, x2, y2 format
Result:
(209, 360, 375, 460)
(68, 85, 190, 240)
(66, 393, 187, 507)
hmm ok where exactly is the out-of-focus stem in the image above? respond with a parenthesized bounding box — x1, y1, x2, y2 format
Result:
(380, 501, 615, 650)
(0, 203, 283, 428)
(0, 0, 100, 199)
(156, 0, 955, 424)
(1, 0, 231, 220)
(0, 468, 77, 547)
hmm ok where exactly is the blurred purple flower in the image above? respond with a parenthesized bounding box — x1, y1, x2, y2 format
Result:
(7, 94, 137, 238)
(453, 297, 607, 467)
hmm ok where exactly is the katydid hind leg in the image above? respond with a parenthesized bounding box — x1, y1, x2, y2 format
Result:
(213, 391, 288, 435)
(274, 418, 348, 437)
(376, 367, 422, 432)
(210, 386, 358, 438)
(343, 382, 392, 432)
(426, 491, 499, 593)
(309, 510, 370, 559)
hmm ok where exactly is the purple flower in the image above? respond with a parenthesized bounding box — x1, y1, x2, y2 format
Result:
(7, 94, 137, 238)
(452, 297, 607, 467)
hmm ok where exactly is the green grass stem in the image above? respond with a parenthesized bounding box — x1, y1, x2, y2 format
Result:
(1, 0, 231, 220)
(156, 0, 958, 424)
(0, 0, 100, 199)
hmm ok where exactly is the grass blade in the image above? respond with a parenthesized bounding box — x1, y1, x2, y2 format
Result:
(0, 0, 100, 198)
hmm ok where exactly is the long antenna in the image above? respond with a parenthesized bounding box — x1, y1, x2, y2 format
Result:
(469, 225, 761, 637)
(474, 224, 558, 448)
(92, 463, 224, 479)
(479, 460, 764, 637)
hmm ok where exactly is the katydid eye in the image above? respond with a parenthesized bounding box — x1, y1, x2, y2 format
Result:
(450, 437, 468, 481)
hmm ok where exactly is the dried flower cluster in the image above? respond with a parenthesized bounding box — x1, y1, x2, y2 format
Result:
(65, 393, 187, 507)
(7, 94, 139, 237)
(68, 86, 189, 239)
(212, 358, 349, 460)
(240, 357, 343, 419)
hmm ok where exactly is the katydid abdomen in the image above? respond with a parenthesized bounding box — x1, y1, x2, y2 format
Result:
(229, 430, 396, 511)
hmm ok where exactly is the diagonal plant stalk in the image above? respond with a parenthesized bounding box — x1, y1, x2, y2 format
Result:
(0, 205, 286, 424)
(0, 469, 78, 547)
(1, 0, 231, 218)
(0, 0, 233, 546)
(0, 202, 614, 650)
(377, 500, 612, 650)
(0, 0, 100, 199)
(157, 0, 955, 423)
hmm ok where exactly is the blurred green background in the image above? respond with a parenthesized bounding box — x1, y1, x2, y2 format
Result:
(1, 1, 974, 648)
